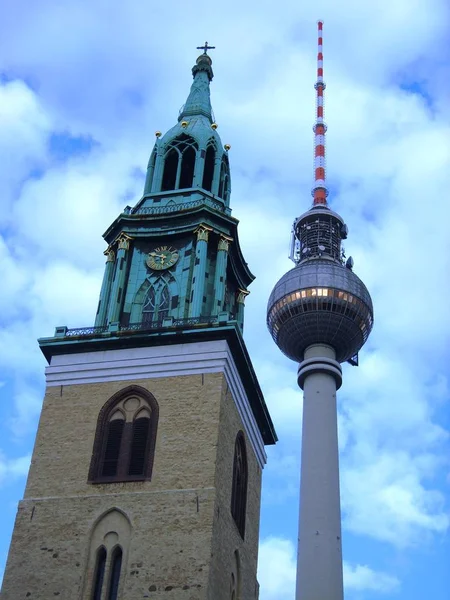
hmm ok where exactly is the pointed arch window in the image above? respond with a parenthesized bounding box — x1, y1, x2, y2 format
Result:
(84, 510, 131, 600)
(202, 144, 215, 191)
(229, 550, 241, 600)
(179, 145, 196, 188)
(231, 432, 248, 538)
(142, 277, 170, 325)
(161, 148, 178, 191)
(88, 385, 159, 483)
(107, 547, 123, 600)
(161, 134, 198, 192)
(144, 149, 157, 194)
(92, 546, 107, 600)
(218, 157, 230, 200)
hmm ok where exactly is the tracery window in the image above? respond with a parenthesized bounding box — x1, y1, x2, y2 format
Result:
(142, 277, 170, 325)
(231, 432, 248, 538)
(88, 385, 159, 483)
(161, 134, 198, 191)
(84, 509, 130, 600)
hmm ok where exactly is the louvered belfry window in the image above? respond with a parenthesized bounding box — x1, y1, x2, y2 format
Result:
(231, 432, 248, 539)
(101, 419, 124, 477)
(128, 414, 151, 476)
(88, 385, 159, 483)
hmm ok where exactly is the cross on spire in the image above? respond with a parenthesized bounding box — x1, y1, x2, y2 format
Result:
(196, 41, 215, 55)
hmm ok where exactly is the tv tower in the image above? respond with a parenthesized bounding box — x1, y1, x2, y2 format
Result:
(267, 21, 374, 600)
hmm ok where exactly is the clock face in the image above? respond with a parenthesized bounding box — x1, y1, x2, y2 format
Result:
(146, 245, 179, 270)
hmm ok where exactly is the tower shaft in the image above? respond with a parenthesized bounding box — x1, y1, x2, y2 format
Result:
(296, 344, 343, 600)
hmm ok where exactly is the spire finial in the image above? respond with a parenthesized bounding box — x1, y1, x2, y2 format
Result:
(312, 20, 328, 206)
(196, 41, 216, 55)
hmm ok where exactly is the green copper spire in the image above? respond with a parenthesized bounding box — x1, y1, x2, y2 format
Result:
(178, 49, 214, 123)
(139, 43, 233, 214)
(41, 47, 268, 396)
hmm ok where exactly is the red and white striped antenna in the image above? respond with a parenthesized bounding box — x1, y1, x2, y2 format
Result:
(312, 20, 328, 206)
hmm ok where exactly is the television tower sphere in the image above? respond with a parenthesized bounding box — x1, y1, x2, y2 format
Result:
(267, 253, 373, 364)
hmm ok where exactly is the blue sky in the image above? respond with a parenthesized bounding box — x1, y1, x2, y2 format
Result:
(0, 1, 450, 598)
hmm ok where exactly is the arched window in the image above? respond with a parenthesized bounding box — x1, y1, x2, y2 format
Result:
(179, 145, 196, 188)
(107, 547, 123, 600)
(231, 432, 248, 538)
(218, 157, 229, 200)
(92, 546, 107, 600)
(144, 149, 157, 194)
(142, 277, 170, 325)
(161, 135, 198, 192)
(83, 509, 131, 600)
(88, 385, 159, 483)
(161, 148, 178, 191)
(229, 550, 241, 600)
(202, 144, 215, 191)
(230, 573, 236, 600)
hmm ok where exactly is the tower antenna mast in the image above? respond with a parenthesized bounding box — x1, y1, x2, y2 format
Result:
(289, 21, 329, 263)
(268, 20, 374, 600)
(313, 20, 328, 206)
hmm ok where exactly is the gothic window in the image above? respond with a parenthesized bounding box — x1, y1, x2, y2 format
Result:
(229, 550, 241, 600)
(88, 385, 159, 483)
(142, 277, 170, 325)
(92, 546, 107, 600)
(231, 432, 248, 538)
(230, 573, 236, 600)
(142, 285, 156, 324)
(161, 135, 198, 191)
(202, 144, 215, 191)
(107, 547, 123, 600)
(144, 149, 157, 194)
(161, 148, 178, 191)
(83, 509, 131, 600)
(218, 157, 230, 200)
(179, 145, 196, 188)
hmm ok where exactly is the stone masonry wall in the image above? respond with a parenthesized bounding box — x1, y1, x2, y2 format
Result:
(206, 378, 262, 600)
(2, 372, 229, 599)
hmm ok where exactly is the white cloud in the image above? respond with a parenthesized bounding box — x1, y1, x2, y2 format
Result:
(0, 80, 52, 216)
(343, 562, 400, 594)
(258, 537, 296, 600)
(0, 452, 31, 486)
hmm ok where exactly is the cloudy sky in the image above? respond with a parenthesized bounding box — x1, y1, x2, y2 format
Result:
(1, 0, 449, 598)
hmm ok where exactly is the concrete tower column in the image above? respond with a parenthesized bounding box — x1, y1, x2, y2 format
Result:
(94, 247, 115, 327)
(296, 343, 343, 600)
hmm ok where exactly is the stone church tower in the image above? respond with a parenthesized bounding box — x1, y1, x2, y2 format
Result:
(1, 48, 276, 599)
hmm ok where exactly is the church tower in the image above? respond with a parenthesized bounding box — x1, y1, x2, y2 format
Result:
(1, 46, 277, 600)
